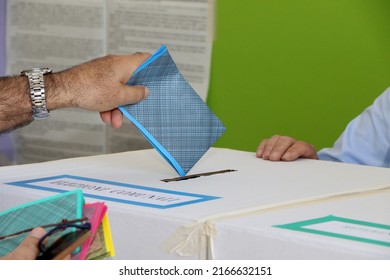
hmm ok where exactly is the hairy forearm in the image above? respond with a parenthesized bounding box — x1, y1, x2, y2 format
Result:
(0, 72, 74, 133)
(0, 67, 113, 134)
(0, 76, 33, 133)
(44, 72, 75, 110)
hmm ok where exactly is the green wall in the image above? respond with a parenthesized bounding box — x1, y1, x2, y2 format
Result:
(208, 0, 390, 152)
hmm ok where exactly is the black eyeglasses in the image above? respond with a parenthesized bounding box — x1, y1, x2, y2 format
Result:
(37, 218, 91, 260)
(0, 217, 90, 241)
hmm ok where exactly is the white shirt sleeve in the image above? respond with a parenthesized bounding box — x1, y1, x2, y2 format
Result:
(318, 87, 390, 167)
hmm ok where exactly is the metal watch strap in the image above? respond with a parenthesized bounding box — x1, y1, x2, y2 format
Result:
(21, 67, 52, 120)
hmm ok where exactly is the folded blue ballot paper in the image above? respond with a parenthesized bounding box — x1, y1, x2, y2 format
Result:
(119, 45, 226, 176)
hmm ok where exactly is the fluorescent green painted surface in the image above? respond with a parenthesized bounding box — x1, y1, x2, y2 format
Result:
(208, 0, 390, 152)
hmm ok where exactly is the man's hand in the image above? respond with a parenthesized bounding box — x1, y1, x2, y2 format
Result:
(46, 52, 151, 128)
(256, 135, 318, 161)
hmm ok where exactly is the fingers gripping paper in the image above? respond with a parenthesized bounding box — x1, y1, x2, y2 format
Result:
(119, 45, 226, 176)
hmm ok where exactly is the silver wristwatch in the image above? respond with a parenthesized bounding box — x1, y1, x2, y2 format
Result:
(21, 67, 52, 120)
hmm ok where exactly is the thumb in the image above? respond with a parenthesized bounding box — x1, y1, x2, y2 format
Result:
(116, 85, 149, 106)
(5, 227, 46, 260)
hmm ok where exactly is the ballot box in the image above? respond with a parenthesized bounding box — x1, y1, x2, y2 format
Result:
(0, 148, 389, 259)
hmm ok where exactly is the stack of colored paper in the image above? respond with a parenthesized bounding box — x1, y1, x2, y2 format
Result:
(0, 189, 114, 260)
(72, 202, 115, 260)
